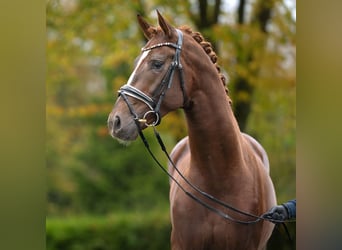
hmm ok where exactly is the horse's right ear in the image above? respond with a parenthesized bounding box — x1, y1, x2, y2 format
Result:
(137, 14, 153, 40)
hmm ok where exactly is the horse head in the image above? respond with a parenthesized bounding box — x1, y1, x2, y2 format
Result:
(108, 11, 189, 142)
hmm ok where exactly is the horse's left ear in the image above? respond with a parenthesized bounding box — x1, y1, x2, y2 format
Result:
(157, 10, 175, 38)
(137, 14, 154, 40)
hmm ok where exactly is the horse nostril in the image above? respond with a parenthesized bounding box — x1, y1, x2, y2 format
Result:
(108, 115, 121, 135)
(114, 115, 121, 131)
(108, 119, 114, 131)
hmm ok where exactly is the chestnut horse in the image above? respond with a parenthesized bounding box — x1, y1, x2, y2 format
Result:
(108, 11, 276, 250)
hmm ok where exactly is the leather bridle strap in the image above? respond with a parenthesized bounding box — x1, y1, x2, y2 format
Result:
(119, 85, 155, 111)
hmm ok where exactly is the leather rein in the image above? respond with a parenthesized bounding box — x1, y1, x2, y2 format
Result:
(116, 29, 286, 225)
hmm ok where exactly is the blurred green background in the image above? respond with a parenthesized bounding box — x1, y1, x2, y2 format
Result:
(46, 0, 295, 249)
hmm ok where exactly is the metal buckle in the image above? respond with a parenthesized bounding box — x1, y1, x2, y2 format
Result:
(138, 110, 160, 127)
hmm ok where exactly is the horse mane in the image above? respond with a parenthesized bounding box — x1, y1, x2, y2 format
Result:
(147, 25, 230, 96)
(179, 26, 229, 95)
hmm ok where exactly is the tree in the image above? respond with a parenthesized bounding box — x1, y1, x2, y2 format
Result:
(233, 0, 275, 131)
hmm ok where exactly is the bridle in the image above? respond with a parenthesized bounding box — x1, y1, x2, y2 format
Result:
(116, 28, 294, 228)
(118, 29, 186, 127)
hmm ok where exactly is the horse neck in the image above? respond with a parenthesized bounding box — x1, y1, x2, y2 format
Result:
(184, 69, 244, 180)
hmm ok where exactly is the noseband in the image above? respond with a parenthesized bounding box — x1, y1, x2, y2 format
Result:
(118, 29, 186, 127)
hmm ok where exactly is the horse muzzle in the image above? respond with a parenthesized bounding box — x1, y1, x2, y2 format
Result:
(107, 111, 139, 142)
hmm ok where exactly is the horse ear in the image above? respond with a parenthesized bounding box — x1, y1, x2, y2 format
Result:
(157, 10, 175, 38)
(137, 14, 153, 40)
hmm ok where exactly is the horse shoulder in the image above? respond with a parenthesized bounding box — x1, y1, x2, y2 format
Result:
(242, 133, 270, 174)
(168, 136, 190, 210)
(241, 133, 277, 246)
(168, 136, 190, 176)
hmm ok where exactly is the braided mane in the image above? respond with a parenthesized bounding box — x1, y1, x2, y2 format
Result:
(180, 26, 229, 95)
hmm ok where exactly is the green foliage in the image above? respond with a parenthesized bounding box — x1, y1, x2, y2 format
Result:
(72, 119, 170, 214)
(46, 211, 171, 250)
(47, 103, 171, 215)
(247, 86, 296, 202)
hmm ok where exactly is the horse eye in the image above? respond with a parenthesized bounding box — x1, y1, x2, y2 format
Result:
(151, 60, 164, 70)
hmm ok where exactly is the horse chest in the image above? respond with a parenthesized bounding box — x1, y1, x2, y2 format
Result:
(169, 182, 262, 249)
(170, 192, 237, 248)
(170, 207, 254, 250)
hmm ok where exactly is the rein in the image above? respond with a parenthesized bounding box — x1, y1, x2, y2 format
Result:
(117, 28, 293, 226)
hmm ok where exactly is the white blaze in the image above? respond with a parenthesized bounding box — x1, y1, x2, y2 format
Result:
(127, 50, 150, 85)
